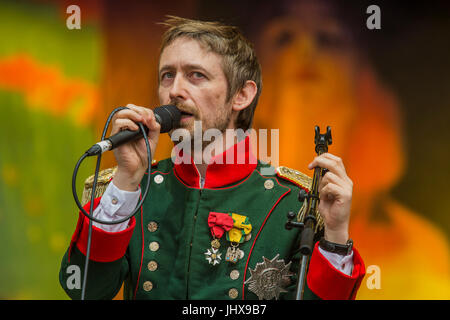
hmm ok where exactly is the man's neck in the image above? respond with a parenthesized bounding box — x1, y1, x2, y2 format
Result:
(190, 130, 244, 178)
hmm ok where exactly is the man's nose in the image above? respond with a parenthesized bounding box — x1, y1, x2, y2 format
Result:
(169, 74, 188, 101)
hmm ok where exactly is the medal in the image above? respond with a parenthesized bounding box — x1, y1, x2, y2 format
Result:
(210, 238, 221, 249)
(225, 243, 245, 264)
(205, 212, 234, 266)
(225, 213, 252, 264)
(244, 254, 293, 300)
(204, 247, 221, 265)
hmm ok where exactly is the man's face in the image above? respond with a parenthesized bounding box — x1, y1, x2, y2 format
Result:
(158, 37, 233, 136)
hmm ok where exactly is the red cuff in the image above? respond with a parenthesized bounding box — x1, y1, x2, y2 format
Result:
(68, 197, 135, 263)
(307, 242, 366, 300)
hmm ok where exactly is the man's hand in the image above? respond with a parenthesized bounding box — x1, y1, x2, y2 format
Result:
(308, 153, 353, 245)
(111, 104, 161, 192)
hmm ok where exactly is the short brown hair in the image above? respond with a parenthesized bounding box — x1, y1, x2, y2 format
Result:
(158, 16, 262, 131)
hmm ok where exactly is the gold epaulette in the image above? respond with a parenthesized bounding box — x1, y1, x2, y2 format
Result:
(276, 166, 312, 192)
(276, 166, 324, 232)
(81, 167, 117, 206)
(81, 159, 159, 206)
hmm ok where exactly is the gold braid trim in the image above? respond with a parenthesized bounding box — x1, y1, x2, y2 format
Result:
(276, 166, 324, 232)
(276, 166, 312, 191)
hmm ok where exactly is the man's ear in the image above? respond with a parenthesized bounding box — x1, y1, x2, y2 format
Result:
(232, 80, 258, 112)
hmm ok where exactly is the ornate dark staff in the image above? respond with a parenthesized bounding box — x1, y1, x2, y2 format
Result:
(285, 126, 332, 300)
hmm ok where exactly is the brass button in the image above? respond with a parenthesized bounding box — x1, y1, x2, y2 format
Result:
(147, 260, 158, 271)
(230, 270, 240, 280)
(264, 179, 274, 190)
(154, 174, 164, 184)
(143, 281, 153, 291)
(147, 221, 158, 232)
(228, 288, 238, 299)
(149, 241, 160, 252)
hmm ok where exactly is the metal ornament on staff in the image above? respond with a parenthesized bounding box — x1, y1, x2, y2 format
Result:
(285, 126, 331, 300)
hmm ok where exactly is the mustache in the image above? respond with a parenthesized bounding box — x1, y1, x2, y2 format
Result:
(171, 100, 199, 117)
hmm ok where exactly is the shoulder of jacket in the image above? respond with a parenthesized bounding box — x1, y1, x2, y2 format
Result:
(275, 166, 312, 192)
(82, 166, 117, 206)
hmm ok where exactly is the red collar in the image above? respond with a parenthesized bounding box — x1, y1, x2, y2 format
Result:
(173, 135, 257, 189)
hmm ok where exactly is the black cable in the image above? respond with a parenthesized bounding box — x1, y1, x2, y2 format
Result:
(71, 107, 152, 300)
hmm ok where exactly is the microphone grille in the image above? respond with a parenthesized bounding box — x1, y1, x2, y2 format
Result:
(154, 104, 181, 133)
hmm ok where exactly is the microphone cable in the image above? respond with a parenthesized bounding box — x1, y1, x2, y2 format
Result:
(71, 106, 152, 300)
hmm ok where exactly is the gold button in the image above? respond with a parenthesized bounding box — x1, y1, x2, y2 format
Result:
(230, 270, 240, 280)
(147, 260, 158, 271)
(264, 179, 274, 190)
(228, 288, 239, 299)
(149, 241, 160, 252)
(147, 221, 158, 232)
(143, 281, 153, 291)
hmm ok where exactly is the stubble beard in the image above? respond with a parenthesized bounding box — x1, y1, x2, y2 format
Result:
(172, 102, 233, 156)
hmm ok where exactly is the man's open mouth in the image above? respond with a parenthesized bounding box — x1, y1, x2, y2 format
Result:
(180, 111, 194, 118)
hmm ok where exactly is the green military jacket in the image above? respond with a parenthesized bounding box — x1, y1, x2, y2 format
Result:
(59, 137, 365, 300)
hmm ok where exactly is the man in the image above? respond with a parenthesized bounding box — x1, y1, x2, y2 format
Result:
(59, 16, 365, 300)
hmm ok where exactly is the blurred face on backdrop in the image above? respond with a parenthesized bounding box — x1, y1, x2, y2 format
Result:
(158, 36, 234, 137)
(256, 0, 359, 169)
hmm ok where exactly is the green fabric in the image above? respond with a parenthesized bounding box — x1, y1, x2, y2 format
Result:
(59, 159, 321, 300)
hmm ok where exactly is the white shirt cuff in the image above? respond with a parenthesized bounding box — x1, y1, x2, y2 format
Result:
(318, 246, 354, 276)
(92, 180, 141, 232)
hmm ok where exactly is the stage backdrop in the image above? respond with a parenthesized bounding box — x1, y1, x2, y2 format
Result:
(0, 0, 448, 299)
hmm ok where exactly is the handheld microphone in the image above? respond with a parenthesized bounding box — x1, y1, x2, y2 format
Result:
(85, 104, 181, 156)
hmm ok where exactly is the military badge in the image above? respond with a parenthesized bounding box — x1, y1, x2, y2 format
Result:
(225, 245, 244, 264)
(206, 212, 234, 266)
(225, 213, 252, 264)
(204, 247, 222, 265)
(244, 254, 293, 300)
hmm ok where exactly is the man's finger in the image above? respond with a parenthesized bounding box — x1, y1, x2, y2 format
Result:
(113, 108, 144, 125)
(319, 182, 343, 201)
(319, 171, 346, 191)
(308, 155, 346, 179)
(111, 118, 140, 135)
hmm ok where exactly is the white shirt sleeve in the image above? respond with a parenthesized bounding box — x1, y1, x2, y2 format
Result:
(92, 180, 141, 232)
(318, 246, 354, 276)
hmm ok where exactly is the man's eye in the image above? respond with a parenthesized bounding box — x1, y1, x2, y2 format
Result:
(191, 72, 205, 79)
(161, 72, 174, 80)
